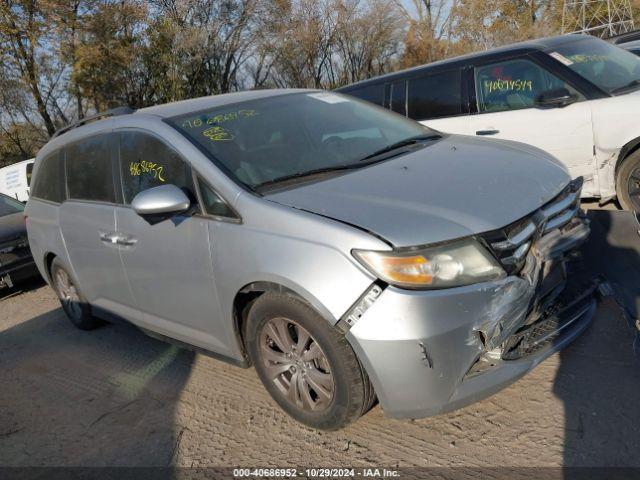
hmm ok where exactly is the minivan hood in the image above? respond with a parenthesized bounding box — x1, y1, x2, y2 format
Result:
(265, 135, 570, 247)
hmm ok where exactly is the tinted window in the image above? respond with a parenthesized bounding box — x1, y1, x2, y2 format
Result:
(26, 162, 34, 187)
(475, 58, 580, 113)
(119, 131, 195, 204)
(197, 177, 236, 219)
(343, 84, 385, 106)
(0, 194, 24, 217)
(391, 80, 407, 115)
(30, 151, 65, 203)
(551, 37, 640, 95)
(66, 134, 115, 203)
(408, 70, 463, 120)
(167, 92, 434, 190)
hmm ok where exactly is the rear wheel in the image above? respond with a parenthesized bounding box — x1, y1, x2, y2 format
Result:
(616, 150, 640, 211)
(245, 292, 374, 430)
(51, 259, 101, 330)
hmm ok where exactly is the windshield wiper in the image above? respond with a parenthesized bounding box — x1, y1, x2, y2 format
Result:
(359, 134, 441, 162)
(255, 134, 442, 191)
(254, 164, 365, 191)
(612, 79, 640, 94)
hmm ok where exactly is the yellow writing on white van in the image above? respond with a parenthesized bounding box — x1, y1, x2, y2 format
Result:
(484, 79, 533, 94)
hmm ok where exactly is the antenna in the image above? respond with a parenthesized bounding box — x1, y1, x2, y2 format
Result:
(562, 0, 635, 38)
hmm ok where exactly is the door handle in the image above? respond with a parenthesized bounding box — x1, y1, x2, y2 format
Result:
(116, 234, 137, 247)
(99, 231, 120, 245)
(476, 129, 500, 136)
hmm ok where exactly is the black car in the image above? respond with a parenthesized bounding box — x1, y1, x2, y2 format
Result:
(0, 192, 39, 289)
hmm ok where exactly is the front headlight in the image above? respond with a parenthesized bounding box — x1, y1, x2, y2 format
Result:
(352, 238, 505, 289)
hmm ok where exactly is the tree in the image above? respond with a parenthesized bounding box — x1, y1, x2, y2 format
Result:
(0, 0, 69, 136)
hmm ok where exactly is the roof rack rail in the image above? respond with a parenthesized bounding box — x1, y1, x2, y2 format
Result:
(606, 29, 640, 45)
(52, 106, 135, 138)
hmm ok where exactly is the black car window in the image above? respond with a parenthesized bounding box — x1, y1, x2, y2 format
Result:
(30, 151, 65, 203)
(119, 131, 195, 204)
(197, 176, 236, 219)
(343, 84, 385, 106)
(475, 58, 580, 113)
(0, 194, 24, 216)
(408, 69, 463, 120)
(66, 134, 116, 203)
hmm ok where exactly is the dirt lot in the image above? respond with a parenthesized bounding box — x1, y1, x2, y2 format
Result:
(1, 210, 639, 469)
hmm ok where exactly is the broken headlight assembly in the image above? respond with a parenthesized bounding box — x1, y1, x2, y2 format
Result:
(352, 238, 505, 289)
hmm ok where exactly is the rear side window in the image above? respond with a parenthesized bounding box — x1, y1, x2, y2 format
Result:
(343, 84, 385, 106)
(408, 70, 463, 120)
(66, 134, 115, 203)
(119, 131, 195, 204)
(31, 151, 65, 203)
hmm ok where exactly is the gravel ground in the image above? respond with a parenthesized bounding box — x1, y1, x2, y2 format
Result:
(1, 276, 638, 469)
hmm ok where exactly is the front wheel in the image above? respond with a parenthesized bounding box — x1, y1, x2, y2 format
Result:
(245, 292, 375, 430)
(616, 150, 640, 211)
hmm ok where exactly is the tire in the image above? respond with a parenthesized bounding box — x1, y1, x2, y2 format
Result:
(616, 149, 640, 211)
(245, 292, 374, 430)
(50, 258, 101, 330)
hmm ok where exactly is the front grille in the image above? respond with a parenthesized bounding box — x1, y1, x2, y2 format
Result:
(481, 177, 583, 274)
(501, 272, 597, 360)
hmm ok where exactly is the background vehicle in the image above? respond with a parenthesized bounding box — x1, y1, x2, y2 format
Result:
(0, 192, 39, 289)
(26, 90, 594, 430)
(336, 34, 640, 211)
(0, 159, 35, 202)
(620, 40, 640, 57)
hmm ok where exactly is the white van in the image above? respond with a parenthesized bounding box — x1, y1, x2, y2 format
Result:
(337, 35, 640, 211)
(0, 158, 35, 202)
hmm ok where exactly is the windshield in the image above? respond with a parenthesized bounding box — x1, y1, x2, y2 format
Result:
(549, 37, 640, 95)
(168, 92, 434, 190)
(0, 194, 24, 217)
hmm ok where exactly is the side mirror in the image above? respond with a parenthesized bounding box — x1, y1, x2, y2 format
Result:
(131, 184, 191, 219)
(535, 88, 577, 108)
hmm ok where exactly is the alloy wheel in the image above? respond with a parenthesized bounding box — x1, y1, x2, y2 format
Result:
(55, 268, 82, 319)
(627, 166, 640, 211)
(259, 317, 335, 412)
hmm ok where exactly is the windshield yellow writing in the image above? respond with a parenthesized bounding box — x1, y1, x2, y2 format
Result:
(129, 160, 165, 182)
(484, 79, 533, 94)
(567, 54, 609, 64)
(203, 126, 235, 141)
(182, 109, 259, 130)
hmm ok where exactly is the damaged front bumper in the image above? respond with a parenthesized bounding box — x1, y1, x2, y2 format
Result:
(346, 181, 597, 419)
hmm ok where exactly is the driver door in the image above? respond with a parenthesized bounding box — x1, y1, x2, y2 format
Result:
(468, 57, 597, 196)
(113, 130, 233, 356)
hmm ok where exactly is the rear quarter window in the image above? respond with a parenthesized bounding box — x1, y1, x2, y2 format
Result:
(408, 69, 463, 120)
(30, 151, 65, 203)
(342, 84, 386, 106)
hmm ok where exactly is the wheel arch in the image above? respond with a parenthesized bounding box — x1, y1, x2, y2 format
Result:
(231, 281, 334, 363)
(43, 251, 58, 283)
(617, 136, 640, 175)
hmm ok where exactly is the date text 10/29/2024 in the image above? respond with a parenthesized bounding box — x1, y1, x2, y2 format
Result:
(233, 468, 400, 478)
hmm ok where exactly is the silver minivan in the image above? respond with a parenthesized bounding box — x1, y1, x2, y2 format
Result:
(26, 89, 596, 430)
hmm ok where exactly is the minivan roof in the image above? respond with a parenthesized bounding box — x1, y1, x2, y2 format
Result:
(336, 34, 591, 91)
(48, 88, 313, 143)
(137, 88, 312, 118)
